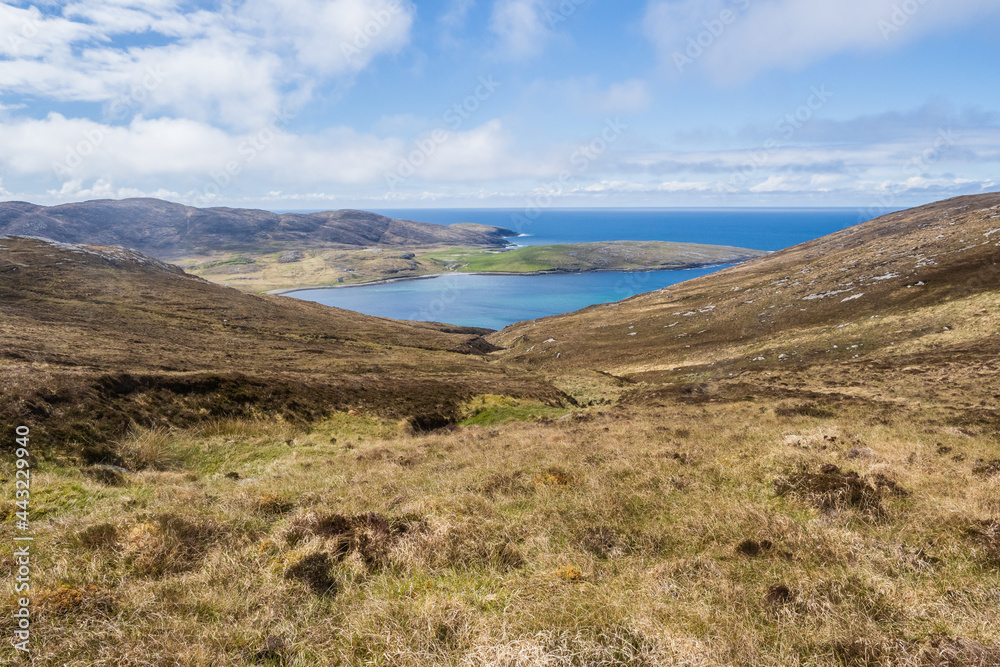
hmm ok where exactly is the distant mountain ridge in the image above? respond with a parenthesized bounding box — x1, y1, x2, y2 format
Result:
(0, 198, 516, 257)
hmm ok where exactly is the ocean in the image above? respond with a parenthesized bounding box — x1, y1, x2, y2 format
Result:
(285, 208, 873, 330)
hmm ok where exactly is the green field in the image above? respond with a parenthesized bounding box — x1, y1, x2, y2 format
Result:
(424, 241, 766, 274)
(180, 241, 766, 292)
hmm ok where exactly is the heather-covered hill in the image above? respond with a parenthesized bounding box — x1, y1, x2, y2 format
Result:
(0, 236, 565, 460)
(0, 198, 515, 257)
(491, 194, 1000, 384)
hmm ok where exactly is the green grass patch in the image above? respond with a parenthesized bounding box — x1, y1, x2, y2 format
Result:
(424, 241, 762, 274)
(459, 395, 570, 426)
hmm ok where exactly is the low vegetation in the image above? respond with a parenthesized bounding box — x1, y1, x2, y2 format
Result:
(423, 241, 764, 275)
(2, 395, 999, 665)
(1, 194, 999, 664)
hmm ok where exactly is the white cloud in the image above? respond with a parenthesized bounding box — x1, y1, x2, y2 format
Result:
(416, 119, 555, 181)
(0, 113, 236, 176)
(47, 178, 182, 203)
(0, 114, 554, 200)
(0, 0, 416, 129)
(579, 179, 727, 194)
(238, 0, 415, 76)
(130, 37, 286, 130)
(0, 4, 98, 59)
(644, 0, 1000, 82)
(490, 0, 551, 59)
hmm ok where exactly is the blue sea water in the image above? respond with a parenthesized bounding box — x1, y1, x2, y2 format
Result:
(370, 207, 867, 252)
(286, 208, 873, 330)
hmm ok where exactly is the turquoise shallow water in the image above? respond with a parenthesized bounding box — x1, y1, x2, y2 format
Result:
(285, 208, 872, 330)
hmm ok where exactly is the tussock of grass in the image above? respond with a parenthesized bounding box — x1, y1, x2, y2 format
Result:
(114, 425, 177, 471)
(3, 400, 999, 665)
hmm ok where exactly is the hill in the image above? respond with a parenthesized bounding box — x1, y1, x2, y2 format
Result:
(1, 196, 999, 666)
(0, 236, 566, 461)
(491, 194, 1000, 391)
(0, 198, 515, 257)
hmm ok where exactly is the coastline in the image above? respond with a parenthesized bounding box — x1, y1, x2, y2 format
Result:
(266, 258, 760, 296)
(267, 273, 452, 295)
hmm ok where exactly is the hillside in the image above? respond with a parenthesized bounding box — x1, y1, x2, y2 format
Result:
(491, 194, 1000, 396)
(0, 198, 515, 257)
(0, 236, 566, 461)
(182, 240, 767, 293)
(1, 196, 999, 666)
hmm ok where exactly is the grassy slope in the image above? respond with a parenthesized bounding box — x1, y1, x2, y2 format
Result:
(179, 241, 766, 293)
(1, 195, 999, 665)
(490, 195, 1000, 385)
(0, 237, 567, 462)
(2, 393, 999, 665)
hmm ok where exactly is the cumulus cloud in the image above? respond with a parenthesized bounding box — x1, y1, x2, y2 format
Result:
(644, 0, 1000, 82)
(238, 0, 414, 75)
(0, 113, 554, 203)
(0, 0, 416, 129)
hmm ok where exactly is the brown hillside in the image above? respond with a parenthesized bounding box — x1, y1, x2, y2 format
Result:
(489, 193, 1000, 424)
(491, 194, 1000, 372)
(0, 236, 565, 461)
(3, 197, 1000, 665)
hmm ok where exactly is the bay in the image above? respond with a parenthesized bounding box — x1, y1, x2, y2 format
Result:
(288, 266, 727, 331)
(285, 208, 875, 330)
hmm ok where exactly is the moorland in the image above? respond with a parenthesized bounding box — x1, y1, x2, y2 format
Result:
(1, 194, 999, 666)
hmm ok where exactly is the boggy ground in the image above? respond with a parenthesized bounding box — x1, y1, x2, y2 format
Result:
(1, 387, 998, 665)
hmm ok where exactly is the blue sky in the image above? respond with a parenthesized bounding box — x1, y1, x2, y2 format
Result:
(0, 0, 997, 209)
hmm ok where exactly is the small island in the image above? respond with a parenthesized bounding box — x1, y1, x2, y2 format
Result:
(180, 240, 766, 293)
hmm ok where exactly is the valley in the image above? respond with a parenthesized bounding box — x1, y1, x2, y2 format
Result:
(0, 194, 998, 665)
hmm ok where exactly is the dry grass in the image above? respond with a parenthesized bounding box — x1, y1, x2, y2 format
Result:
(2, 397, 999, 666)
(114, 426, 177, 471)
(2, 197, 999, 664)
